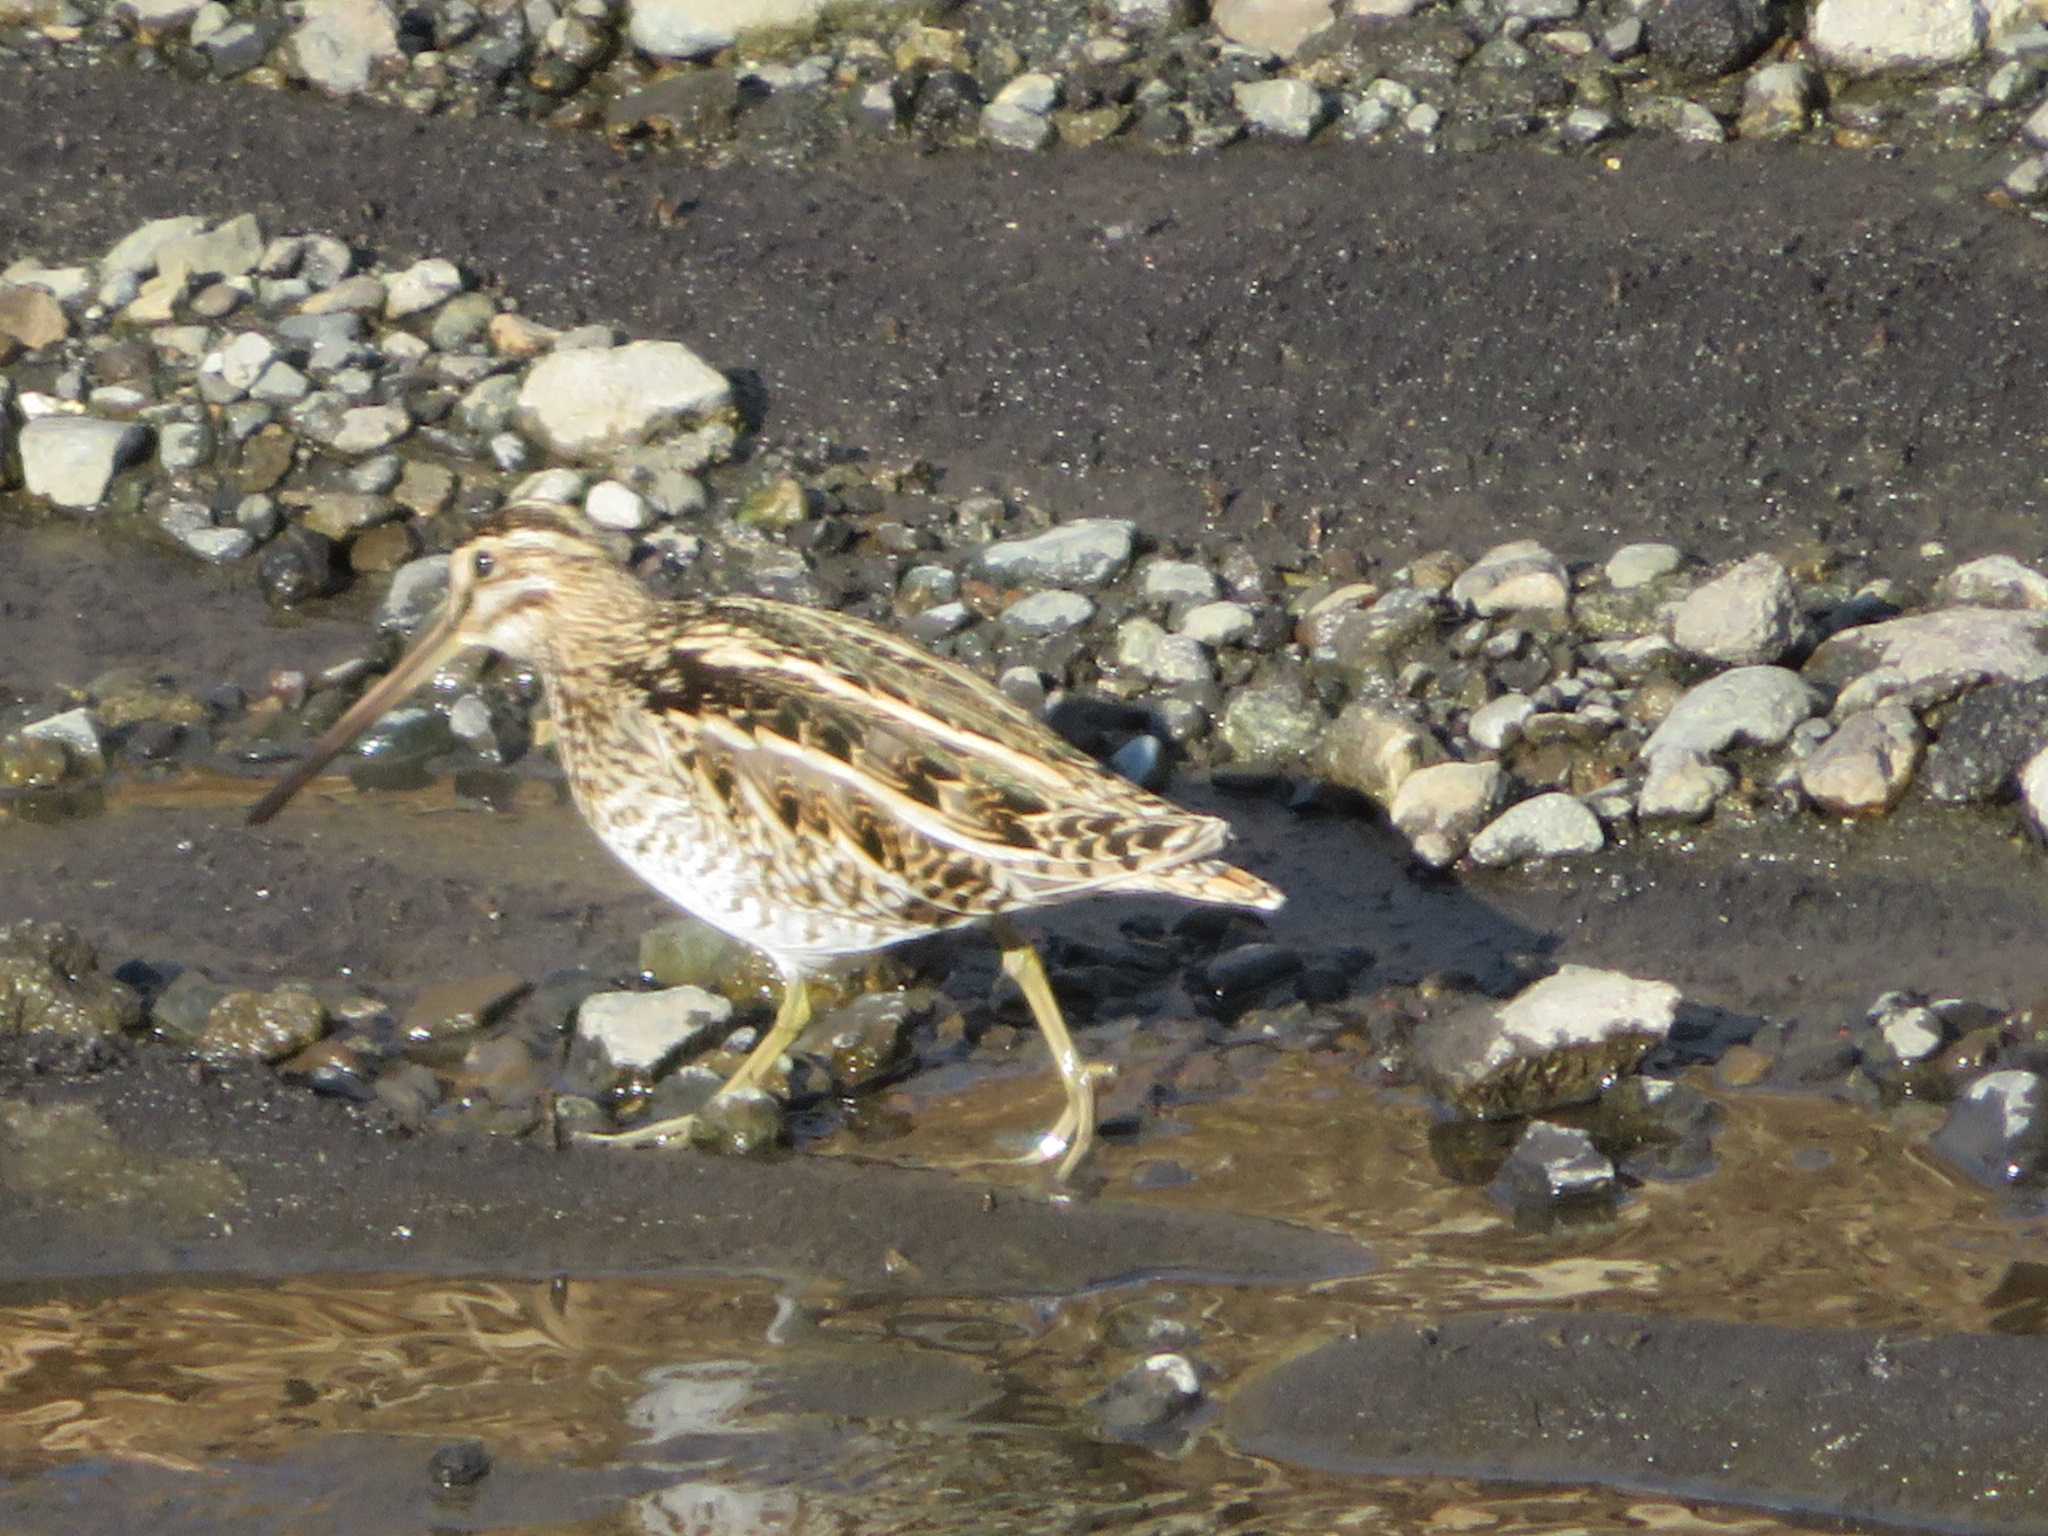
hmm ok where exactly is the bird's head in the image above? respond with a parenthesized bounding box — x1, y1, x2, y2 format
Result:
(247, 500, 635, 825)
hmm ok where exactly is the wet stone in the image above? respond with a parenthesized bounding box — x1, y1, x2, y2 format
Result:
(404, 972, 528, 1050)
(1489, 1121, 1617, 1230)
(0, 921, 143, 1039)
(689, 1085, 784, 1156)
(1932, 1070, 2048, 1186)
(795, 991, 921, 1095)
(196, 983, 327, 1065)
(278, 1035, 379, 1101)
(1421, 965, 1680, 1119)
(373, 1061, 443, 1130)
(0, 734, 71, 788)
(640, 916, 779, 1006)
(1001, 590, 1095, 638)
(1596, 1076, 1719, 1180)
(1219, 682, 1324, 766)
(1088, 1352, 1205, 1443)
(1200, 942, 1304, 1009)
(1762, 1015, 1860, 1089)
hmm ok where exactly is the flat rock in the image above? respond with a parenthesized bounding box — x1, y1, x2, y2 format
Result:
(1467, 792, 1605, 867)
(516, 340, 731, 460)
(19, 417, 151, 510)
(626, 0, 827, 60)
(575, 986, 732, 1077)
(1809, 0, 2003, 75)
(1418, 964, 1678, 1118)
(979, 519, 1136, 589)
(1212, 0, 1334, 56)
(1448, 540, 1568, 618)
(1805, 606, 2048, 718)
(1641, 666, 1818, 760)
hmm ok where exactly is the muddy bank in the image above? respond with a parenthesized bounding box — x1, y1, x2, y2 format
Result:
(4, 64, 2046, 577)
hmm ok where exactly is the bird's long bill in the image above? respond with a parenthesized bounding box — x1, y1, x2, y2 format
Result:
(246, 604, 468, 826)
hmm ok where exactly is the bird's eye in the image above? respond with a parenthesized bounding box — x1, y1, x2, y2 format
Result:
(473, 551, 495, 579)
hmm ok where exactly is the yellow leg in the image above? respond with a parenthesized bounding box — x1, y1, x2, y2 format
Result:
(584, 975, 812, 1147)
(994, 917, 1115, 1182)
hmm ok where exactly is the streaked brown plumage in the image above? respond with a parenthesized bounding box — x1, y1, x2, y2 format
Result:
(250, 500, 1282, 1178)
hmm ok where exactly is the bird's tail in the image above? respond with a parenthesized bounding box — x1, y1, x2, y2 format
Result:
(1148, 856, 1285, 912)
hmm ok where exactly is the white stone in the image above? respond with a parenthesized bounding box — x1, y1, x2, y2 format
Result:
(516, 340, 732, 460)
(1468, 793, 1605, 867)
(328, 403, 411, 454)
(1468, 693, 1536, 751)
(2020, 742, 2048, 840)
(1606, 541, 1681, 590)
(1642, 667, 1818, 761)
(1139, 559, 1219, 604)
(993, 71, 1061, 112)
(1314, 701, 1441, 801)
(291, 0, 402, 93)
(1488, 965, 1680, 1060)
(626, 0, 825, 60)
(102, 215, 208, 279)
(1179, 601, 1256, 646)
(1938, 554, 2048, 610)
(1212, 0, 1334, 56)
(586, 479, 654, 531)
(1449, 540, 1569, 617)
(982, 101, 1055, 151)
(577, 986, 732, 1074)
(1389, 760, 1508, 867)
(385, 257, 465, 318)
(1672, 553, 1797, 665)
(1807, 607, 2048, 717)
(1637, 751, 1733, 821)
(1234, 78, 1328, 140)
(1799, 704, 1922, 815)
(979, 519, 1136, 589)
(1002, 590, 1096, 637)
(158, 214, 265, 281)
(19, 417, 151, 510)
(22, 708, 105, 772)
(1809, 0, 2010, 75)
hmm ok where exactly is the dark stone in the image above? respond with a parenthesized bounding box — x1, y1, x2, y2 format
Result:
(1087, 1352, 1204, 1443)
(1931, 1070, 2048, 1187)
(427, 1438, 492, 1490)
(1921, 677, 2048, 804)
(1489, 1120, 1617, 1230)
(258, 526, 339, 609)
(1642, 0, 1780, 78)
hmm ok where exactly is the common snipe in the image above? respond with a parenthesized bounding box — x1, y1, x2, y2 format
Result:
(250, 500, 1282, 1178)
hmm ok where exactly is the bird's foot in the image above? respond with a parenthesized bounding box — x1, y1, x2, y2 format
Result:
(574, 1112, 701, 1148)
